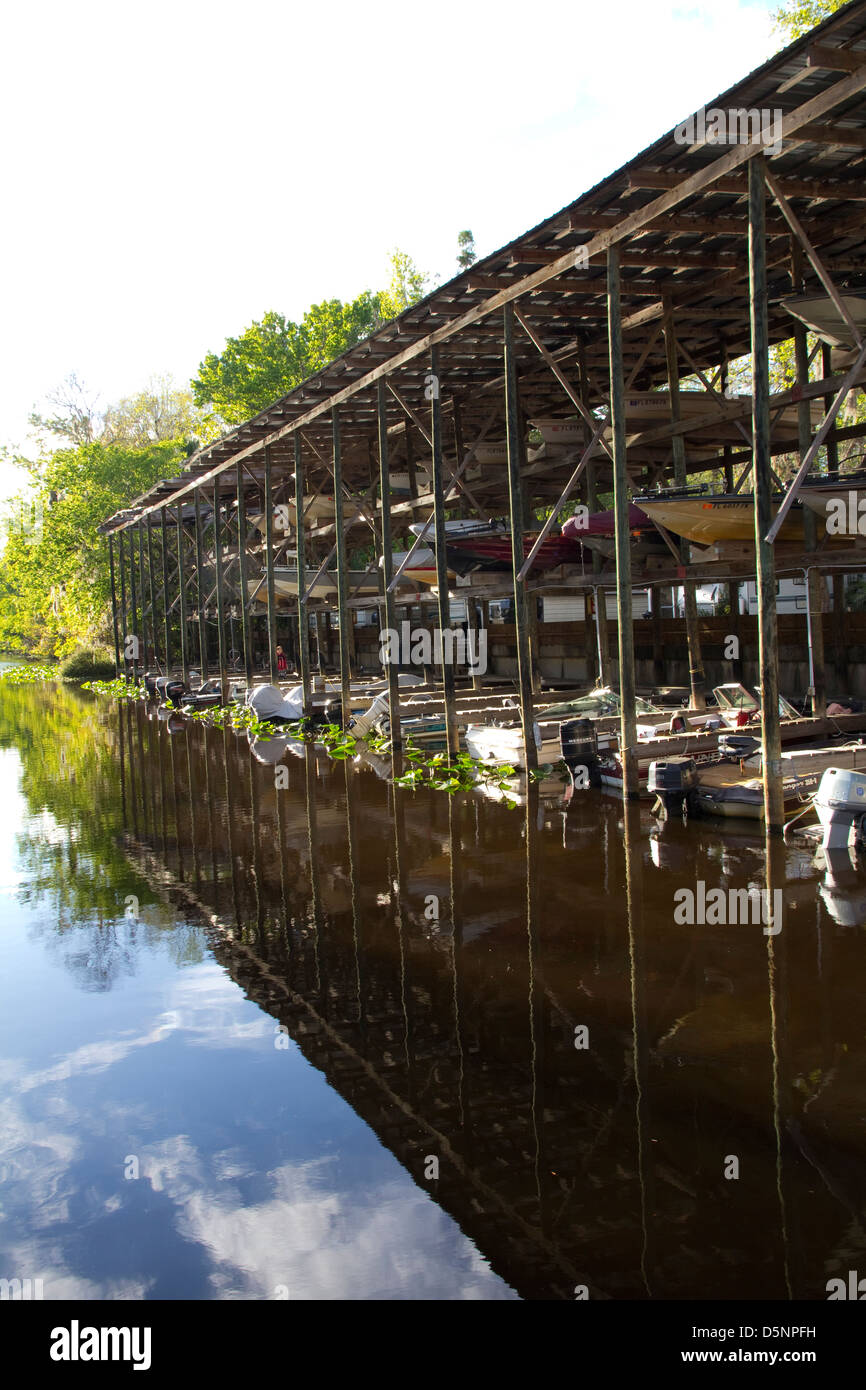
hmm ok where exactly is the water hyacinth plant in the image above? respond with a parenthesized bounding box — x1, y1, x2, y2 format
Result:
(80, 676, 145, 699)
(0, 664, 56, 684)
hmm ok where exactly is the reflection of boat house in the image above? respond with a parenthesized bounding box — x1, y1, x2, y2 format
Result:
(116, 702, 866, 1300)
(101, 5, 866, 823)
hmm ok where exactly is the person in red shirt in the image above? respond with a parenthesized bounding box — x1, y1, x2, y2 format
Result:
(276, 645, 288, 674)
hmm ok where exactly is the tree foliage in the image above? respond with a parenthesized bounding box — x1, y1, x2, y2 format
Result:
(773, 0, 845, 42)
(192, 250, 429, 425)
(0, 440, 184, 656)
(457, 230, 477, 270)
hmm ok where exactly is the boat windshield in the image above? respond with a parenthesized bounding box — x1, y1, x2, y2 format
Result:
(713, 684, 759, 713)
(541, 687, 658, 718)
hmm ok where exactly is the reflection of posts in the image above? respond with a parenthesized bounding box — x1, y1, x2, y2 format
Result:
(623, 800, 654, 1296)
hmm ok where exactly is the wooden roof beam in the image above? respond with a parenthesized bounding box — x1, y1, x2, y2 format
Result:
(628, 170, 866, 200)
(807, 42, 866, 73)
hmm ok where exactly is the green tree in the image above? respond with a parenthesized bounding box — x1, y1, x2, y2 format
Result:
(102, 373, 223, 449)
(0, 440, 183, 655)
(457, 230, 477, 270)
(378, 249, 429, 320)
(774, 0, 845, 42)
(192, 250, 430, 425)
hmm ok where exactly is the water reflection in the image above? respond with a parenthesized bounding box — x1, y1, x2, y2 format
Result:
(112, 702, 866, 1299)
(2, 676, 866, 1300)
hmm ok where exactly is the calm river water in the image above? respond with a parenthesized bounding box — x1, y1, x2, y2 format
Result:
(0, 674, 863, 1300)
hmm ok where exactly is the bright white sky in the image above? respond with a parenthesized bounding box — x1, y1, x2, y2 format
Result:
(0, 0, 781, 500)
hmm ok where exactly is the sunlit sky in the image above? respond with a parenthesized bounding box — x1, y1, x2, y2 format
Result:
(0, 0, 783, 500)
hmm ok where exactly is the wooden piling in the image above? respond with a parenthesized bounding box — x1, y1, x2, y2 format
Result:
(664, 312, 706, 710)
(332, 407, 352, 725)
(503, 305, 538, 772)
(294, 434, 313, 718)
(128, 519, 138, 679)
(137, 522, 150, 673)
(146, 517, 159, 671)
(607, 248, 639, 798)
(236, 460, 253, 687)
(108, 531, 122, 675)
(212, 483, 228, 701)
(176, 506, 189, 684)
(159, 507, 172, 673)
(430, 347, 459, 760)
(377, 380, 402, 748)
(194, 489, 209, 679)
(748, 155, 784, 832)
(793, 293, 826, 717)
(264, 445, 278, 684)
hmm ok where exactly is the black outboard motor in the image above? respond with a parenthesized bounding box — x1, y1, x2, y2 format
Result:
(648, 756, 698, 816)
(718, 731, 761, 759)
(560, 718, 599, 784)
(163, 679, 186, 705)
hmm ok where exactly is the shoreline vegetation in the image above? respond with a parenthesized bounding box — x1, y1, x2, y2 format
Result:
(0, 250, 435, 662)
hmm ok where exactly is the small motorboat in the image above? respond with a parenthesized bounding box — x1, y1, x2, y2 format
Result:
(246, 683, 304, 724)
(781, 292, 866, 349)
(634, 490, 806, 545)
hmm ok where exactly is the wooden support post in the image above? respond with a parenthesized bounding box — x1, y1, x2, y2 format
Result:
(503, 305, 538, 772)
(146, 518, 158, 670)
(176, 506, 189, 685)
(212, 482, 228, 701)
(465, 595, 483, 692)
(749, 155, 784, 832)
(607, 248, 639, 798)
(128, 520, 138, 679)
(822, 343, 839, 480)
(650, 584, 664, 685)
(377, 381, 402, 747)
(160, 507, 172, 674)
(108, 532, 122, 675)
(294, 435, 313, 718)
(332, 407, 352, 724)
(833, 573, 848, 689)
(793, 316, 826, 717)
(263, 445, 278, 684)
(235, 460, 253, 687)
(664, 311, 706, 710)
(137, 522, 150, 672)
(430, 348, 459, 760)
(194, 490, 209, 679)
(316, 610, 327, 674)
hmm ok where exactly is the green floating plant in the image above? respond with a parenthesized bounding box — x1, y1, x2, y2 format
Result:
(81, 676, 146, 699)
(0, 664, 56, 684)
(319, 722, 358, 759)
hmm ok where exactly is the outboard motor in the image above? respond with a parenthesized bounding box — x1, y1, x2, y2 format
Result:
(320, 698, 343, 727)
(814, 767, 866, 851)
(560, 718, 598, 778)
(648, 757, 698, 817)
(163, 678, 186, 705)
(144, 670, 161, 699)
(718, 731, 761, 760)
